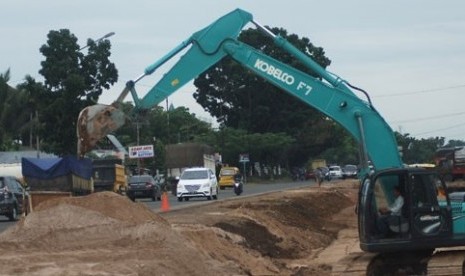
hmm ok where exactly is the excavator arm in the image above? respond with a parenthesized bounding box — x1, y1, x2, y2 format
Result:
(100, 8, 402, 173)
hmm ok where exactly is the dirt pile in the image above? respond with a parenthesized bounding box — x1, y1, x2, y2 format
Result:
(0, 181, 359, 276)
(161, 183, 359, 275)
(0, 192, 241, 276)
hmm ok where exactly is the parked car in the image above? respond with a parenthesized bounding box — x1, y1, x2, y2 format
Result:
(342, 164, 358, 179)
(126, 174, 162, 202)
(0, 176, 28, 221)
(177, 167, 218, 201)
(329, 165, 343, 179)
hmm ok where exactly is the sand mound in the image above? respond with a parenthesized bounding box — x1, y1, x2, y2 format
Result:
(0, 192, 241, 275)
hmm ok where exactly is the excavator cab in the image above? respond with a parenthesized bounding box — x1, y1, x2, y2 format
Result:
(359, 167, 456, 253)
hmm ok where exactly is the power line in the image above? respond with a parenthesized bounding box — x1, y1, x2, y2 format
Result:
(391, 111, 465, 124)
(412, 122, 465, 136)
(376, 84, 465, 98)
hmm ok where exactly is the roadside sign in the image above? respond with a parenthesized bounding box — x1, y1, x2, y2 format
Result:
(239, 153, 249, 163)
(128, 145, 154, 159)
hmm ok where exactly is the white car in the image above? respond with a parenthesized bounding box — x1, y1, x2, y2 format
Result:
(329, 165, 343, 179)
(177, 167, 218, 201)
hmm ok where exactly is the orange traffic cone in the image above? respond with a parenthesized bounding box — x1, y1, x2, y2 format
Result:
(161, 192, 170, 212)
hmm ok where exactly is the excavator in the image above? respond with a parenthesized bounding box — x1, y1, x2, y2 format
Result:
(77, 8, 465, 275)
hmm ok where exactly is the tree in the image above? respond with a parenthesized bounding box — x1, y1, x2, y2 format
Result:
(0, 70, 32, 150)
(31, 29, 118, 155)
(111, 102, 215, 173)
(192, 27, 343, 166)
(444, 139, 465, 148)
(395, 132, 444, 164)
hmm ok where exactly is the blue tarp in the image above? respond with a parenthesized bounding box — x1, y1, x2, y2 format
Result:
(22, 156, 92, 180)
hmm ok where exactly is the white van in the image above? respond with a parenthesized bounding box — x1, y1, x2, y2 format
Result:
(329, 165, 343, 179)
(177, 167, 218, 201)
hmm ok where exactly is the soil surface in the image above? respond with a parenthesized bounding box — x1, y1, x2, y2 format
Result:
(0, 180, 362, 276)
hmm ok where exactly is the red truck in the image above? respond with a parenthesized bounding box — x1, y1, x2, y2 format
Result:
(434, 146, 465, 181)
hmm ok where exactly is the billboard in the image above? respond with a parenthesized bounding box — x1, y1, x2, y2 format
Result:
(128, 145, 154, 159)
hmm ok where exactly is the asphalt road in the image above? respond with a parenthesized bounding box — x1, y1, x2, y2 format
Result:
(148, 179, 317, 212)
(0, 179, 318, 233)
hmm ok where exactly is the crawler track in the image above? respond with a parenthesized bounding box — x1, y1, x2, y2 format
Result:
(332, 249, 465, 275)
(427, 249, 465, 275)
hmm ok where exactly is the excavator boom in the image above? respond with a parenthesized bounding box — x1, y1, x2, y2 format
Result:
(77, 8, 402, 173)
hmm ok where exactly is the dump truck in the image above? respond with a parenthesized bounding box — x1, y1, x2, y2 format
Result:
(21, 156, 93, 211)
(434, 146, 465, 181)
(92, 159, 127, 194)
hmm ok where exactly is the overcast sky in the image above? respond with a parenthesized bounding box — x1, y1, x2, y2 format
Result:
(2, 1, 465, 142)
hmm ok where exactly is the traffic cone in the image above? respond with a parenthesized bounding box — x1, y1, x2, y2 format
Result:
(161, 192, 170, 212)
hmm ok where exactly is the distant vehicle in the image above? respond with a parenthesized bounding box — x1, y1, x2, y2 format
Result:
(317, 167, 331, 181)
(329, 165, 343, 179)
(126, 175, 162, 202)
(0, 176, 28, 221)
(342, 164, 358, 179)
(306, 167, 331, 181)
(434, 147, 465, 181)
(219, 167, 240, 190)
(154, 174, 166, 190)
(92, 159, 127, 194)
(233, 174, 243, 196)
(177, 167, 218, 201)
(292, 167, 306, 181)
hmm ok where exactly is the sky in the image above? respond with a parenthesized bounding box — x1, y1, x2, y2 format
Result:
(2, 1, 465, 142)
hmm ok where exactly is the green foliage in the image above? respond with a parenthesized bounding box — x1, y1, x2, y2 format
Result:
(0, 70, 32, 150)
(17, 29, 119, 156)
(395, 132, 444, 164)
(445, 139, 465, 147)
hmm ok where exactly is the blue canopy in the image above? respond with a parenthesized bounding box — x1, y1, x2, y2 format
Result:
(22, 156, 92, 180)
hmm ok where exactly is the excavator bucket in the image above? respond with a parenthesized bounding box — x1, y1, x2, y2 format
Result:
(77, 104, 126, 158)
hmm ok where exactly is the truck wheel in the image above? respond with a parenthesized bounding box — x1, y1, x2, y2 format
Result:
(177, 197, 183, 202)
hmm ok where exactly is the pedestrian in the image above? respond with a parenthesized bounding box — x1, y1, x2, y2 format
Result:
(315, 168, 323, 188)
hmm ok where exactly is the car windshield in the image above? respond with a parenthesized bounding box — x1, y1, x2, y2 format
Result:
(329, 166, 340, 171)
(181, 170, 208, 180)
(220, 169, 236, 176)
(344, 165, 357, 171)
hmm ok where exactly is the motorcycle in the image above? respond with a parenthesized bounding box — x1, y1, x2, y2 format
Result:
(233, 174, 243, 196)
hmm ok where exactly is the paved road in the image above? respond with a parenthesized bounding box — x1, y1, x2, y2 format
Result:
(0, 179, 318, 233)
(153, 179, 317, 211)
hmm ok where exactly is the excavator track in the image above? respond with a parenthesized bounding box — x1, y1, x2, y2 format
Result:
(427, 248, 465, 275)
(332, 249, 465, 275)
(332, 252, 376, 275)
